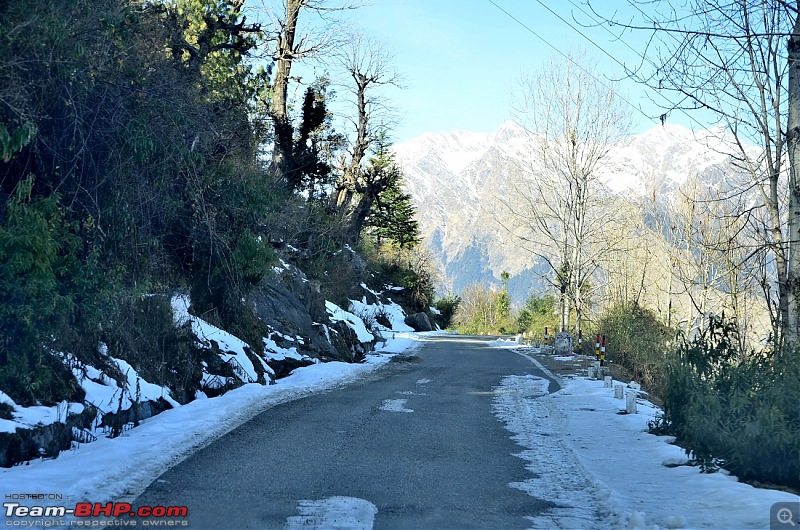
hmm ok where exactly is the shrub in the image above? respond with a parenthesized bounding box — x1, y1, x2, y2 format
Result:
(516, 294, 558, 337)
(454, 283, 516, 335)
(433, 293, 461, 329)
(596, 303, 674, 398)
(657, 316, 800, 489)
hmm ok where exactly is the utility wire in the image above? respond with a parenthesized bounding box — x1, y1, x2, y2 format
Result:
(485, 0, 655, 126)
(563, 0, 711, 131)
(486, 0, 747, 161)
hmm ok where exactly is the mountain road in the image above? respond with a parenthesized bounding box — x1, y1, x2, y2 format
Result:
(132, 335, 560, 529)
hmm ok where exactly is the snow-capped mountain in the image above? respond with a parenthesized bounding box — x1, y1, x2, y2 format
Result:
(393, 121, 749, 302)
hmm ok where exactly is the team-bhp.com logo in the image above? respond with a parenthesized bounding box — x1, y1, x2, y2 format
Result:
(4, 496, 188, 527)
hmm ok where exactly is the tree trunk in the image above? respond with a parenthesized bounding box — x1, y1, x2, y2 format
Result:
(270, 0, 301, 178)
(785, 6, 800, 356)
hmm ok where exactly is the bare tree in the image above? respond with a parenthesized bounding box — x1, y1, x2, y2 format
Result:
(329, 32, 402, 243)
(503, 51, 631, 335)
(267, 0, 357, 178)
(589, 0, 799, 354)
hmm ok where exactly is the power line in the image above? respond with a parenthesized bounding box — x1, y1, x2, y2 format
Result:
(485, 0, 656, 126)
(533, 0, 713, 132)
(486, 0, 745, 158)
(563, 0, 712, 131)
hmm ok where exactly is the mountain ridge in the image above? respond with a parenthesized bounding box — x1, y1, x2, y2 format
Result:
(393, 121, 750, 303)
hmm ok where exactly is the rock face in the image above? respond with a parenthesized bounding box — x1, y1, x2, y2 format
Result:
(248, 257, 380, 361)
(405, 312, 434, 332)
(247, 277, 339, 359)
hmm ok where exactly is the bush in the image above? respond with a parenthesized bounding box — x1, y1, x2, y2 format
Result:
(453, 283, 515, 335)
(657, 316, 800, 489)
(433, 293, 461, 329)
(597, 303, 674, 398)
(516, 294, 558, 337)
(359, 242, 437, 313)
(0, 176, 98, 406)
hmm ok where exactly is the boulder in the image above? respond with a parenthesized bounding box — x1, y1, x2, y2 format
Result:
(405, 312, 434, 332)
(554, 331, 573, 355)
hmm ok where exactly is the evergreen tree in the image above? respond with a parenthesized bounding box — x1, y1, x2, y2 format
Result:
(362, 139, 420, 248)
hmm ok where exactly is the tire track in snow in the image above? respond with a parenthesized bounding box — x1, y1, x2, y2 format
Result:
(492, 374, 616, 529)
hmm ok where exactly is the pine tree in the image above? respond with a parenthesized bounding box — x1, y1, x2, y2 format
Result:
(361, 140, 421, 249)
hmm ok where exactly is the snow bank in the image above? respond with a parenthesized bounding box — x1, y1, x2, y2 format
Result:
(491, 343, 800, 529)
(0, 336, 425, 511)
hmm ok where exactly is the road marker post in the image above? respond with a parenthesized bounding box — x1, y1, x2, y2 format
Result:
(595, 333, 600, 361)
(600, 335, 606, 366)
(626, 390, 638, 414)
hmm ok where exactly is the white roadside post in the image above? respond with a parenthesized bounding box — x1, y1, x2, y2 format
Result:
(626, 390, 637, 414)
(614, 384, 624, 399)
(604, 375, 612, 388)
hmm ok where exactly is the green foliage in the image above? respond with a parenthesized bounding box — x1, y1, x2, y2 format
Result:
(362, 142, 421, 249)
(597, 303, 674, 397)
(0, 123, 36, 163)
(455, 283, 515, 335)
(0, 176, 91, 406)
(656, 316, 800, 489)
(516, 293, 558, 336)
(188, 164, 278, 314)
(495, 272, 511, 327)
(0, 0, 281, 407)
(286, 81, 340, 194)
(433, 293, 461, 329)
(360, 242, 437, 313)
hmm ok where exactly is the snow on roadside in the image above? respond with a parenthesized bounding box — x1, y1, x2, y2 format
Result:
(0, 334, 424, 512)
(493, 374, 616, 528)
(491, 343, 800, 529)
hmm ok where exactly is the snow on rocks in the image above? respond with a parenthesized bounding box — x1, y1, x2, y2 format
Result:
(326, 300, 375, 343)
(0, 336, 424, 510)
(171, 294, 263, 382)
(0, 392, 84, 434)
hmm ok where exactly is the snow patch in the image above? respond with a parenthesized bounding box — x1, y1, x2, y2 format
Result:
(171, 295, 263, 382)
(380, 399, 413, 413)
(285, 496, 377, 530)
(489, 342, 800, 529)
(492, 374, 615, 528)
(326, 301, 374, 343)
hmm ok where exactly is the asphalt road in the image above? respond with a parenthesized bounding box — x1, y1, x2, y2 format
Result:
(133, 335, 560, 529)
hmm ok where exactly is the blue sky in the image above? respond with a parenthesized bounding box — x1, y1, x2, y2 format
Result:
(293, 1, 715, 143)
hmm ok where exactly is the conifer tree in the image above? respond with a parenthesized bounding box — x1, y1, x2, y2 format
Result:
(361, 139, 420, 249)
